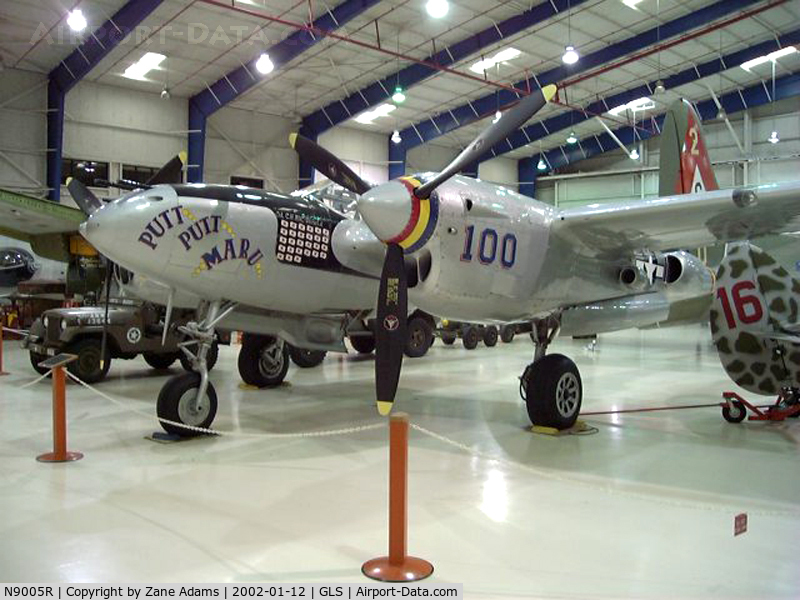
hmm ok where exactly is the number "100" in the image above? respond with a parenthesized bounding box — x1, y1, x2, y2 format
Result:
(460, 225, 517, 268)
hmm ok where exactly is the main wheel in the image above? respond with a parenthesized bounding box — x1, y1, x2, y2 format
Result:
(500, 325, 515, 343)
(180, 339, 218, 373)
(462, 326, 479, 350)
(65, 338, 111, 383)
(238, 334, 290, 387)
(288, 345, 327, 368)
(143, 352, 179, 370)
(30, 351, 49, 375)
(350, 334, 376, 354)
(722, 400, 747, 423)
(156, 372, 218, 437)
(483, 325, 499, 347)
(441, 331, 457, 345)
(522, 354, 582, 430)
(405, 316, 433, 358)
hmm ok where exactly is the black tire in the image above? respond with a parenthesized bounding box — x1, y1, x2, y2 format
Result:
(483, 325, 499, 347)
(288, 345, 327, 368)
(30, 351, 49, 375)
(522, 354, 582, 430)
(405, 316, 433, 358)
(441, 331, 457, 345)
(65, 338, 111, 384)
(180, 340, 218, 373)
(722, 400, 747, 423)
(156, 372, 218, 437)
(500, 325, 515, 343)
(462, 326, 480, 350)
(238, 334, 290, 387)
(143, 352, 179, 370)
(350, 334, 376, 354)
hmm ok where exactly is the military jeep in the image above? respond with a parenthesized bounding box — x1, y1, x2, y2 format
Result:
(23, 302, 224, 383)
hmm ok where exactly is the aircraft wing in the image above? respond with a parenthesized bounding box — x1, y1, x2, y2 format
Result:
(0, 188, 85, 261)
(554, 181, 800, 255)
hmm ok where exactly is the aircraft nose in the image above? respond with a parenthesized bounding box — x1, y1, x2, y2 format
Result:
(357, 180, 414, 243)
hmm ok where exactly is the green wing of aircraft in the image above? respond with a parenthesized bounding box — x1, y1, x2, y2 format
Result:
(0, 188, 85, 261)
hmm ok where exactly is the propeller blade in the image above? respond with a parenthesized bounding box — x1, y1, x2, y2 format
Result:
(67, 177, 103, 215)
(415, 84, 557, 199)
(289, 133, 372, 195)
(374, 242, 407, 416)
(146, 151, 187, 185)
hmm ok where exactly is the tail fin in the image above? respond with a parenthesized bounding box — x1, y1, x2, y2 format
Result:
(658, 99, 718, 196)
(710, 242, 800, 395)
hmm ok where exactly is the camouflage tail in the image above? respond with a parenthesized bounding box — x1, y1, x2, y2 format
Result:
(659, 99, 718, 196)
(711, 242, 800, 395)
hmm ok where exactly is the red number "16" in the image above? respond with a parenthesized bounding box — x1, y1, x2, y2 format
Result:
(716, 281, 764, 329)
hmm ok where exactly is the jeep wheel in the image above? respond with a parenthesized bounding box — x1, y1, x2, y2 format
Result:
(144, 352, 180, 370)
(30, 351, 49, 376)
(66, 338, 111, 383)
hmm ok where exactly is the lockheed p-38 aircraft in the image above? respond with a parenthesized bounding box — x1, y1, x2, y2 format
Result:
(68, 87, 800, 436)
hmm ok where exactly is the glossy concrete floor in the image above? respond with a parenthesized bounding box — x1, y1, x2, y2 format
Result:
(1, 324, 799, 598)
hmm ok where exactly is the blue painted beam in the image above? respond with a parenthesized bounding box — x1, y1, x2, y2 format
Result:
(396, 0, 761, 171)
(188, 0, 382, 183)
(520, 71, 800, 185)
(490, 28, 800, 162)
(47, 0, 165, 201)
(302, 0, 589, 136)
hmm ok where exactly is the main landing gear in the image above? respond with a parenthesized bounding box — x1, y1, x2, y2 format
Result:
(519, 316, 583, 430)
(156, 300, 237, 436)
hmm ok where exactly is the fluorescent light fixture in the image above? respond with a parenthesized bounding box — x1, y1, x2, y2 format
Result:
(123, 52, 166, 81)
(741, 46, 796, 71)
(256, 53, 274, 74)
(426, 0, 449, 18)
(562, 45, 579, 65)
(392, 86, 406, 103)
(67, 9, 87, 32)
(622, 0, 644, 8)
(537, 158, 548, 171)
(354, 103, 396, 124)
(391, 130, 402, 144)
(469, 48, 522, 74)
(566, 131, 577, 144)
(608, 96, 655, 116)
(768, 130, 779, 144)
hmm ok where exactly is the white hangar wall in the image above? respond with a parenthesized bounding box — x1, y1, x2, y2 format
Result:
(318, 126, 389, 185)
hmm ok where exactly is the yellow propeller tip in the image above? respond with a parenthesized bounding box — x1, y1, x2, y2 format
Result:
(66, 177, 73, 185)
(288, 133, 298, 148)
(542, 84, 557, 103)
(178, 151, 188, 164)
(377, 401, 393, 416)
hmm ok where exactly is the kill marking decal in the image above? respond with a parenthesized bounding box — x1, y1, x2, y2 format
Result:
(274, 210, 334, 270)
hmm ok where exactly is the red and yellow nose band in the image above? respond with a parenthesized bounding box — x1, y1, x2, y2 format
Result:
(387, 177, 439, 254)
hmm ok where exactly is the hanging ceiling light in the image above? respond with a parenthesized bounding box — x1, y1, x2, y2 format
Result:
(630, 148, 640, 160)
(654, 79, 666, 94)
(537, 158, 548, 171)
(391, 130, 402, 144)
(425, 0, 449, 18)
(768, 131, 780, 144)
(392, 85, 406, 103)
(492, 110, 502, 124)
(566, 131, 578, 144)
(256, 53, 274, 74)
(562, 45, 579, 65)
(67, 9, 87, 32)
(716, 107, 726, 120)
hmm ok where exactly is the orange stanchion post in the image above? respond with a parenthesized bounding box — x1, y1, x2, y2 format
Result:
(37, 364, 83, 463)
(362, 413, 433, 582)
(0, 326, 8, 376)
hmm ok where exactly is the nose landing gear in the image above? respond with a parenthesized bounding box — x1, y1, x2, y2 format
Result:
(519, 315, 583, 430)
(155, 300, 237, 436)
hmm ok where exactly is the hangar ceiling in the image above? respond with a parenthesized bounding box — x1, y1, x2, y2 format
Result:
(1, 0, 798, 169)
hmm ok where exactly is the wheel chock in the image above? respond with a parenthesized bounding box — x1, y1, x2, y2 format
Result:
(529, 420, 596, 436)
(145, 432, 189, 443)
(238, 382, 260, 390)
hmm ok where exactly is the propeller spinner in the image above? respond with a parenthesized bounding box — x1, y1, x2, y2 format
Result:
(290, 83, 556, 416)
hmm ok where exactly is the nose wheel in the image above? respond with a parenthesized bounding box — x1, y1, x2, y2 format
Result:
(156, 300, 236, 436)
